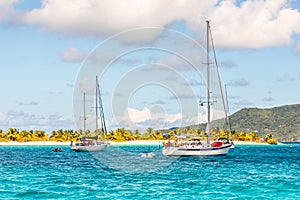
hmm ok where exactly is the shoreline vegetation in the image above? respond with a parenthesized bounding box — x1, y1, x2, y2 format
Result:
(0, 127, 281, 146)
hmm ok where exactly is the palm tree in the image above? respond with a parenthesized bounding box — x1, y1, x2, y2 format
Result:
(265, 133, 277, 144)
(238, 132, 247, 141)
(249, 131, 260, 142)
(145, 128, 153, 137)
(194, 128, 203, 135)
(112, 128, 128, 142)
(186, 126, 195, 135)
(132, 129, 141, 140)
(231, 129, 238, 141)
(168, 128, 180, 135)
(0, 129, 6, 142)
(106, 130, 115, 141)
(6, 128, 17, 141)
(152, 130, 163, 140)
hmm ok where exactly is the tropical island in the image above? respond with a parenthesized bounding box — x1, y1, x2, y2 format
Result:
(1, 103, 299, 146)
(0, 127, 278, 145)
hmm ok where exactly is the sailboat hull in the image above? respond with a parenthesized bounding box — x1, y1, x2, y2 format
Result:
(162, 144, 232, 156)
(71, 143, 108, 152)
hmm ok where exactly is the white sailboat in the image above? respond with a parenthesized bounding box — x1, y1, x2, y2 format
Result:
(71, 76, 109, 152)
(162, 21, 232, 156)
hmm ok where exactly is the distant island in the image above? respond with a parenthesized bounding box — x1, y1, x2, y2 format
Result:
(185, 103, 300, 142)
(229, 103, 300, 142)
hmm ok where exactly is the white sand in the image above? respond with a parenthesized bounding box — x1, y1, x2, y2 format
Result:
(110, 140, 163, 146)
(233, 141, 271, 146)
(0, 140, 163, 146)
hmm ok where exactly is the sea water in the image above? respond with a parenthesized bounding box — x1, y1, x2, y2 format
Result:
(0, 144, 299, 199)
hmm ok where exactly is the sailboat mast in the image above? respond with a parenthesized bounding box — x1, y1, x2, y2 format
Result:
(206, 20, 211, 145)
(83, 92, 86, 132)
(98, 85, 107, 135)
(95, 76, 99, 135)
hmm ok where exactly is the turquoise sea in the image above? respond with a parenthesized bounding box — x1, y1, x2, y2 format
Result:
(0, 144, 299, 199)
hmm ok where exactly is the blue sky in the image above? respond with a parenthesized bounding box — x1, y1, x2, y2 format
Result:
(0, 0, 299, 132)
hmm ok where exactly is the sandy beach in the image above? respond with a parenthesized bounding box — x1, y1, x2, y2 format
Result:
(0, 140, 163, 146)
(0, 140, 276, 146)
(232, 141, 271, 146)
(0, 141, 161, 146)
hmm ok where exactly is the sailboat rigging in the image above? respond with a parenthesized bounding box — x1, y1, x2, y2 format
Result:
(71, 76, 109, 152)
(83, 92, 86, 132)
(224, 84, 235, 148)
(162, 21, 232, 156)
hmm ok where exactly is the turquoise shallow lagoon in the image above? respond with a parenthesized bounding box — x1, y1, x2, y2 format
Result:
(0, 144, 299, 199)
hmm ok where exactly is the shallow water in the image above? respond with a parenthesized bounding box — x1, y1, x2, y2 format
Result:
(0, 144, 299, 199)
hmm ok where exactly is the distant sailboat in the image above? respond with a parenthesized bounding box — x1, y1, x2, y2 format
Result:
(71, 76, 109, 152)
(163, 21, 232, 156)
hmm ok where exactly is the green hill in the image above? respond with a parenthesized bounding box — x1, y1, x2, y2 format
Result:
(229, 104, 300, 141)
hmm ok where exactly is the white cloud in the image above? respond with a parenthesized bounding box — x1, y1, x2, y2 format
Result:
(111, 107, 183, 130)
(109, 106, 228, 131)
(1, 0, 300, 50)
(59, 47, 86, 63)
(0, 112, 5, 121)
(0, 110, 74, 132)
(128, 107, 151, 124)
(0, 0, 297, 49)
(22, 0, 201, 42)
(208, 0, 300, 48)
(0, 0, 18, 20)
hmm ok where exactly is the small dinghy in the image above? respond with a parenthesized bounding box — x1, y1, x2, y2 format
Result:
(141, 153, 156, 158)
